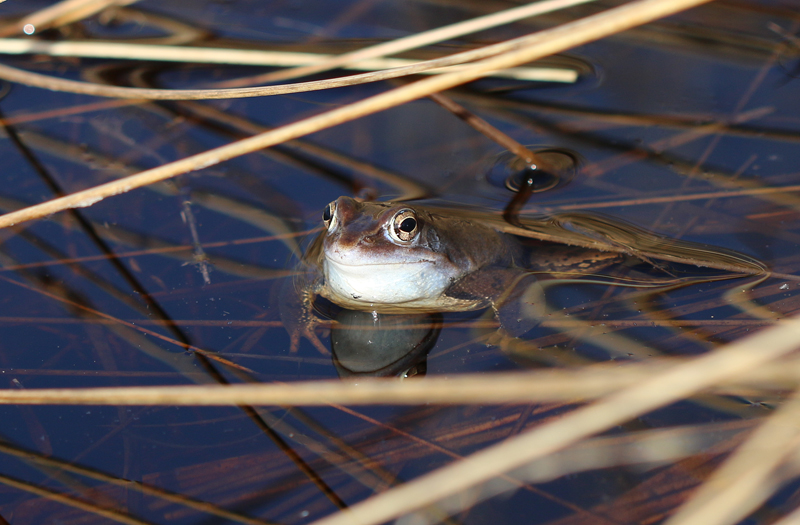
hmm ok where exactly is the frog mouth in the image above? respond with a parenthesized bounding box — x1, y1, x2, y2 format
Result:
(323, 250, 437, 268)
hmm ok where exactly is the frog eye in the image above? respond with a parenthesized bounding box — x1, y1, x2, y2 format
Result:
(390, 209, 418, 242)
(322, 202, 336, 230)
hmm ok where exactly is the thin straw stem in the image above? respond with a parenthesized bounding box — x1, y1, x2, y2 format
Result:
(0, 39, 576, 82)
(0, 356, 796, 406)
(0, 368, 652, 406)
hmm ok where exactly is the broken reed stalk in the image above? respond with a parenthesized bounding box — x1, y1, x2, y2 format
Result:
(0, 0, 715, 230)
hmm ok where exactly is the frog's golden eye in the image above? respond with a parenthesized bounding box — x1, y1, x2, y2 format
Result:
(322, 202, 336, 230)
(390, 209, 418, 242)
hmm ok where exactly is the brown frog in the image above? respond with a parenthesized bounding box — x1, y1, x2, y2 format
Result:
(282, 196, 622, 351)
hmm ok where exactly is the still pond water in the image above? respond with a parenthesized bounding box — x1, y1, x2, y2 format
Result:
(0, 0, 797, 523)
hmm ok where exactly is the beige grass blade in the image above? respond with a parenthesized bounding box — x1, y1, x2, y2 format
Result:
(0, 356, 795, 406)
(0, 367, 660, 406)
(0, 39, 577, 82)
(0, 0, 715, 230)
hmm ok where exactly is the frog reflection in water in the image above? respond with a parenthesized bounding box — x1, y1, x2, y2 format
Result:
(286, 196, 623, 351)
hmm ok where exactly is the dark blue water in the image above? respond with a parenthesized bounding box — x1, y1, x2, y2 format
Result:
(0, 1, 797, 523)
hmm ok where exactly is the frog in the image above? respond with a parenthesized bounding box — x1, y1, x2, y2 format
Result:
(281, 196, 624, 353)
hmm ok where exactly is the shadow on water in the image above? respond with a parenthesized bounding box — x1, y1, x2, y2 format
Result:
(0, 0, 797, 524)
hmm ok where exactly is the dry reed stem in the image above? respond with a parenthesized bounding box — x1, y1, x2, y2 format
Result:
(0, 367, 664, 406)
(0, 356, 797, 406)
(0, 39, 577, 82)
(302, 312, 800, 525)
(0, 52, 563, 100)
(0, 0, 714, 229)
(664, 389, 800, 525)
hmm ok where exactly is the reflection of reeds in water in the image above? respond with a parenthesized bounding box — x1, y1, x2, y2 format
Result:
(0, 0, 797, 524)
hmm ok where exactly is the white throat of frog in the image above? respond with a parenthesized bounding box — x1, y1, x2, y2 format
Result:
(322, 258, 458, 306)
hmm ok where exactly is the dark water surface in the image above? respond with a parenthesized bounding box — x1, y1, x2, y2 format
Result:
(0, 0, 797, 524)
